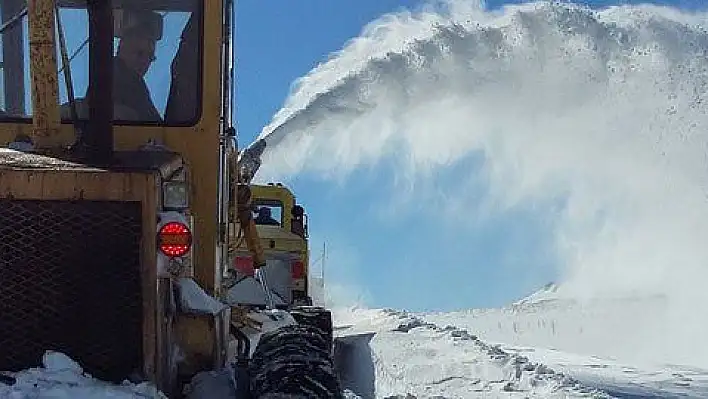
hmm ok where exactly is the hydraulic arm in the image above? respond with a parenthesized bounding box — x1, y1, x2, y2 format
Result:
(235, 182, 265, 269)
(234, 137, 267, 266)
(233, 137, 275, 305)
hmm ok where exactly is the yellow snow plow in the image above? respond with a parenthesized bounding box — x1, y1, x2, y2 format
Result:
(0, 0, 372, 397)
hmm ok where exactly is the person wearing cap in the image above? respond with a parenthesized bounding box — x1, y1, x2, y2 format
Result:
(254, 206, 280, 226)
(61, 9, 164, 123)
(112, 11, 163, 122)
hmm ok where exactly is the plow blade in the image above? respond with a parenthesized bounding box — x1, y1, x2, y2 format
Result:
(333, 331, 376, 399)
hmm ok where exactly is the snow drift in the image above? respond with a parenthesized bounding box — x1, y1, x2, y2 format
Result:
(425, 283, 673, 367)
(253, 0, 708, 368)
(332, 306, 610, 398)
(421, 284, 708, 397)
(0, 351, 164, 398)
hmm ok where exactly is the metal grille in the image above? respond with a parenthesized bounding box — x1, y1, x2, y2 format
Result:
(0, 199, 144, 382)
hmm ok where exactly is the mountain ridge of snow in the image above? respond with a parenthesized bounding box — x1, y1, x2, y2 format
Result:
(511, 282, 560, 307)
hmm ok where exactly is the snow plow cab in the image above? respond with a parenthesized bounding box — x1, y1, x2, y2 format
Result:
(221, 182, 344, 394)
(224, 182, 314, 309)
(0, 0, 349, 398)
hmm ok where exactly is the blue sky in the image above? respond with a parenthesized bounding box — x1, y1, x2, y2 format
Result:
(233, 0, 707, 312)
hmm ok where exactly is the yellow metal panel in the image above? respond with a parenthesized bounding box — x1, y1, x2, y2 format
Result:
(140, 176, 159, 385)
(0, 0, 225, 294)
(0, 0, 229, 387)
(159, 0, 223, 295)
(0, 169, 150, 202)
(27, 0, 70, 148)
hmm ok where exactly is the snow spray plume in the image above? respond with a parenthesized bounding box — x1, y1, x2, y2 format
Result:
(256, 0, 708, 364)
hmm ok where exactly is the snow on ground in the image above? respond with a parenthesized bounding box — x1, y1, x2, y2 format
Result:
(6, 287, 707, 398)
(500, 346, 708, 398)
(421, 291, 671, 366)
(332, 306, 609, 398)
(0, 351, 164, 399)
(417, 285, 708, 398)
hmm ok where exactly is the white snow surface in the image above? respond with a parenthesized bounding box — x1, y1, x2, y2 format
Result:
(177, 277, 230, 315)
(332, 306, 607, 398)
(5, 286, 708, 398)
(418, 284, 708, 398)
(1, 306, 604, 399)
(0, 351, 165, 399)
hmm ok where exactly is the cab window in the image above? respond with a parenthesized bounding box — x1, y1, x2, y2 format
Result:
(0, 0, 202, 125)
(253, 200, 283, 227)
(0, 0, 29, 118)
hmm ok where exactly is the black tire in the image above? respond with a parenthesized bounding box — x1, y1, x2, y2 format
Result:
(289, 306, 334, 351)
(249, 323, 343, 399)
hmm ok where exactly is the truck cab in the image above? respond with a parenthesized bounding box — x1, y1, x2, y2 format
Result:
(224, 182, 314, 309)
(0, 0, 235, 395)
(0, 1, 352, 398)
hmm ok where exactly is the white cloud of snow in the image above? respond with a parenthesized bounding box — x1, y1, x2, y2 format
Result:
(253, 0, 708, 367)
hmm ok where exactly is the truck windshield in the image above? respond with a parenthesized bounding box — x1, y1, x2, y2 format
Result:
(0, 0, 202, 126)
(253, 201, 283, 227)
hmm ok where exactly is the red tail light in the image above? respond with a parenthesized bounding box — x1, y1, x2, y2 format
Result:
(158, 222, 192, 257)
(234, 256, 254, 276)
(291, 260, 305, 279)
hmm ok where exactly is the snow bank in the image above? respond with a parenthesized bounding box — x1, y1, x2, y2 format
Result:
(0, 351, 164, 399)
(422, 286, 692, 368)
(333, 307, 610, 398)
(8, 303, 704, 398)
(420, 284, 708, 397)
